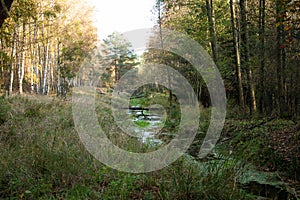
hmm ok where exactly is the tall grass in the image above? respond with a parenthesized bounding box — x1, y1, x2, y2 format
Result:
(0, 95, 257, 199)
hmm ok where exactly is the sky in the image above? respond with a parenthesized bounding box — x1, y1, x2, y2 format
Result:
(90, 0, 157, 41)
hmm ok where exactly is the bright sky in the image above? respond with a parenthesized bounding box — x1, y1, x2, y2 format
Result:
(90, 0, 157, 40)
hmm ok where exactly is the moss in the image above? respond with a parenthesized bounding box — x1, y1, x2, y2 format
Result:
(134, 120, 150, 128)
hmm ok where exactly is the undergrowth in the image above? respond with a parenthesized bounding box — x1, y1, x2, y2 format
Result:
(0, 95, 298, 199)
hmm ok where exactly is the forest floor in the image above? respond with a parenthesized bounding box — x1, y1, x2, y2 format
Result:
(0, 94, 299, 199)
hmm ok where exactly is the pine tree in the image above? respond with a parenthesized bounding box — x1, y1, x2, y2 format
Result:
(102, 32, 139, 87)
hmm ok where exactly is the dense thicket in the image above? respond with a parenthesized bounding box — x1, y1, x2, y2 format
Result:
(0, 0, 98, 96)
(146, 0, 300, 117)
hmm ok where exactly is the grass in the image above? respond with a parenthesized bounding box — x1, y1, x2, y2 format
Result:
(0, 95, 298, 199)
(129, 98, 148, 107)
(134, 120, 151, 128)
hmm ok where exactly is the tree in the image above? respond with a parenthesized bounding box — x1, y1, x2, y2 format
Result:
(276, 0, 287, 117)
(145, 0, 300, 117)
(258, 0, 266, 114)
(230, 0, 244, 108)
(0, 0, 14, 28)
(206, 0, 218, 65)
(239, 0, 256, 114)
(0, 0, 97, 96)
(101, 32, 139, 87)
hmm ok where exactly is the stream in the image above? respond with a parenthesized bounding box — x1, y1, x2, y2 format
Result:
(127, 106, 164, 146)
(127, 106, 298, 199)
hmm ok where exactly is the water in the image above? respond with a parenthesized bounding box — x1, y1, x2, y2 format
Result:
(128, 107, 164, 146)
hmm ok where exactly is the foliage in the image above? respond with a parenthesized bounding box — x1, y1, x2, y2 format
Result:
(147, 0, 300, 117)
(101, 32, 140, 87)
(134, 120, 151, 128)
(220, 118, 300, 182)
(0, 96, 298, 199)
(0, 0, 299, 198)
(0, 0, 98, 95)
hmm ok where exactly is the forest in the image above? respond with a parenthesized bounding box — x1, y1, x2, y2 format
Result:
(0, 0, 299, 199)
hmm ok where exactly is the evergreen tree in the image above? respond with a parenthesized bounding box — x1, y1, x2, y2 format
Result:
(102, 32, 139, 87)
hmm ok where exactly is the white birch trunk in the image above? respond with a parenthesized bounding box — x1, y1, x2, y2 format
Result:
(9, 25, 17, 96)
(18, 22, 26, 95)
(42, 41, 49, 95)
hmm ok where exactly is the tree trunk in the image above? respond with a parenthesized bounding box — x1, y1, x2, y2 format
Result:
(156, 0, 173, 113)
(42, 12, 49, 95)
(36, 43, 40, 94)
(295, 68, 300, 116)
(57, 41, 61, 96)
(206, 0, 218, 65)
(230, 0, 244, 107)
(42, 40, 49, 95)
(276, 0, 285, 117)
(258, 0, 266, 114)
(18, 21, 26, 95)
(114, 58, 118, 84)
(0, 38, 4, 93)
(29, 23, 35, 94)
(240, 0, 256, 114)
(8, 24, 17, 96)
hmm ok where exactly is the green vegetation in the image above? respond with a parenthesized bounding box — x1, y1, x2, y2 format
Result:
(101, 32, 140, 88)
(0, 0, 299, 199)
(0, 95, 11, 124)
(129, 98, 148, 107)
(134, 120, 151, 128)
(0, 96, 298, 199)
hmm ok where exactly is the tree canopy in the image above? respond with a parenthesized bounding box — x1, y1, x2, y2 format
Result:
(101, 32, 139, 87)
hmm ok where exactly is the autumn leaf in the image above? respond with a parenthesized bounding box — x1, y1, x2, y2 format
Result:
(285, 26, 292, 31)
